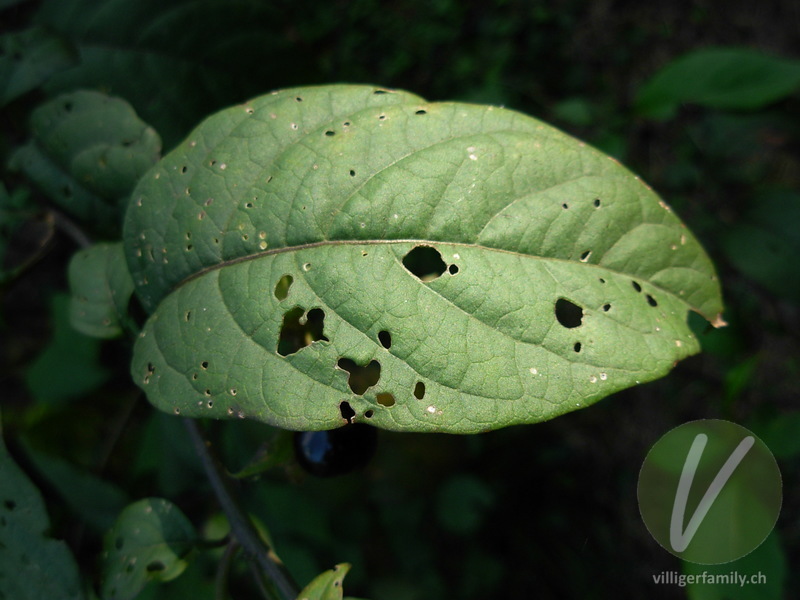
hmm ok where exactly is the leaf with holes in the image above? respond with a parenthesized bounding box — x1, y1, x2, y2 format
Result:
(101, 498, 196, 600)
(9, 90, 161, 232)
(125, 84, 724, 434)
(0, 411, 86, 600)
(296, 563, 355, 600)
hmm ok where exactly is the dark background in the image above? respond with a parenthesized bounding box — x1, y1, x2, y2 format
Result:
(1, 1, 798, 598)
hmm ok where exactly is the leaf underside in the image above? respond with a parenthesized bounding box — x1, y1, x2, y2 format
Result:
(125, 85, 724, 433)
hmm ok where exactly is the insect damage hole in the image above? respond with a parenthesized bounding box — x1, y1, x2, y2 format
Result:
(378, 330, 392, 349)
(555, 298, 584, 328)
(277, 307, 329, 356)
(646, 294, 658, 307)
(339, 401, 356, 423)
(414, 381, 426, 400)
(337, 359, 381, 395)
(274, 275, 294, 300)
(376, 393, 395, 407)
(402, 245, 446, 281)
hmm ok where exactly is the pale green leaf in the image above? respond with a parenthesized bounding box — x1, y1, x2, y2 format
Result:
(69, 242, 135, 338)
(101, 498, 196, 600)
(0, 411, 86, 600)
(636, 47, 800, 119)
(296, 563, 351, 600)
(0, 27, 77, 106)
(9, 90, 160, 231)
(125, 85, 724, 433)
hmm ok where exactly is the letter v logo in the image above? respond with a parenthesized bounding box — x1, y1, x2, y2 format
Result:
(669, 433, 754, 552)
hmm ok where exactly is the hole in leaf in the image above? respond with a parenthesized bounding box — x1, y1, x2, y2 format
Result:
(448, 264, 459, 275)
(632, 281, 642, 293)
(646, 294, 658, 307)
(295, 96, 303, 102)
(349, 169, 356, 176)
(562, 202, 569, 209)
(365, 410, 374, 418)
(594, 198, 601, 207)
(580, 250, 591, 262)
(414, 381, 426, 399)
(415, 109, 427, 115)
(339, 401, 355, 423)
(602, 303, 611, 312)
(402, 246, 446, 281)
(184, 310, 192, 321)
(201, 361, 209, 369)
(325, 130, 335, 137)
(337, 359, 381, 395)
(146, 561, 165, 573)
(376, 393, 395, 407)
(277, 307, 329, 356)
(181, 166, 187, 174)
(574, 342, 582, 352)
(555, 298, 584, 328)
(378, 330, 392, 349)
(599, 278, 606, 284)
(274, 275, 293, 300)
(374, 89, 388, 95)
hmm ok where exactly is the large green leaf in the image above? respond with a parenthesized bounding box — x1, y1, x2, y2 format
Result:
(0, 411, 86, 600)
(125, 84, 724, 433)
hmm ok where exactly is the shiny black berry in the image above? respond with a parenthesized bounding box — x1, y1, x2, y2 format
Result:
(293, 424, 377, 477)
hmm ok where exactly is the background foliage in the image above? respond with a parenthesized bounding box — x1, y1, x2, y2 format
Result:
(1, 1, 798, 598)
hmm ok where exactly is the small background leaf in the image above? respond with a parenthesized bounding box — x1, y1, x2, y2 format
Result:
(101, 498, 196, 600)
(0, 411, 86, 600)
(635, 47, 800, 119)
(68, 242, 135, 338)
(297, 563, 352, 600)
(9, 90, 160, 233)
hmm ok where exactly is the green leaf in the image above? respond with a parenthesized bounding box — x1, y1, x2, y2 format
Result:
(101, 498, 196, 600)
(0, 26, 77, 106)
(636, 47, 800, 119)
(125, 84, 724, 433)
(25, 293, 110, 404)
(0, 411, 86, 600)
(69, 242, 135, 338)
(296, 563, 351, 600)
(9, 90, 160, 232)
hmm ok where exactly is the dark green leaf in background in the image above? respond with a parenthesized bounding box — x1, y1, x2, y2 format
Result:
(9, 90, 160, 232)
(0, 411, 86, 600)
(636, 47, 800, 119)
(0, 26, 77, 107)
(126, 84, 724, 433)
(68, 242, 135, 338)
(296, 563, 363, 600)
(101, 498, 196, 600)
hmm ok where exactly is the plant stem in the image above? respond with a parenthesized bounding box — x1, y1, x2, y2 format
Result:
(183, 418, 299, 600)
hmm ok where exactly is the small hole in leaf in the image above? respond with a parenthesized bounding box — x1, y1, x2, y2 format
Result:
(402, 246, 446, 281)
(303, 262, 311, 271)
(181, 166, 187, 174)
(245, 202, 254, 208)
(414, 381, 426, 399)
(274, 275, 293, 300)
(278, 307, 328, 356)
(349, 169, 356, 176)
(374, 89, 388, 95)
(632, 281, 642, 293)
(378, 113, 386, 120)
(415, 109, 427, 115)
(185, 310, 191, 321)
(562, 202, 569, 209)
(555, 298, 584, 328)
(580, 250, 591, 262)
(337, 359, 381, 395)
(594, 198, 601, 207)
(378, 330, 392, 349)
(376, 392, 395, 407)
(599, 278, 606, 284)
(325, 130, 335, 137)
(201, 361, 209, 369)
(146, 561, 165, 573)
(365, 410, 374, 418)
(448, 264, 459, 274)
(340, 401, 355, 423)
(574, 342, 582, 353)
(646, 294, 658, 307)
(602, 303, 611, 311)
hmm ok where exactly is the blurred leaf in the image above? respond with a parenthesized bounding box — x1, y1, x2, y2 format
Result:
(636, 48, 800, 119)
(552, 97, 593, 127)
(436, 474, 494, 535)
(721, 191, 800, 302)
(0, 410, 86, 600)
(101, 498, 196, 600)
(9, 90, 161, 233)
(750, 411, 800, 460)
(0, 26, 77, 106)
(296, 563, 357, 600)
(25, 293, 110, 404)
(683, 531, 786, 600)
(230, 428, 294, 479)
(68, 242, 135, 338)
(21, 439, 129, 531)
